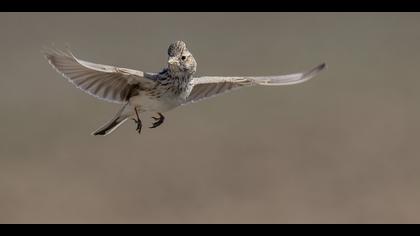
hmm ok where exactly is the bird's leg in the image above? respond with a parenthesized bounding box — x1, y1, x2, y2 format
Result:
(132, 107, 142, 134)
(149, 112, 165, 129)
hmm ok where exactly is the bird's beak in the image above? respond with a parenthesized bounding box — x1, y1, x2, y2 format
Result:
(168, 58, 177, 65)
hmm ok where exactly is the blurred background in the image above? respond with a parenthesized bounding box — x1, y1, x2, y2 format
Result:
(1, 13, 419, 223)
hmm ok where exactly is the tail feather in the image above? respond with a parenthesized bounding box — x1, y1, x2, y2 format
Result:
(92, 116, 129, 136)
(92, 104, 131, 136)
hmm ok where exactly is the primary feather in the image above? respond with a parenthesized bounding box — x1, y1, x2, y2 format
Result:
(184, 63, 326, 104)
(43, 48, 156, 104)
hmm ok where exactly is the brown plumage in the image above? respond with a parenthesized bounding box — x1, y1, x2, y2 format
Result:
(44, 41, 326, 136)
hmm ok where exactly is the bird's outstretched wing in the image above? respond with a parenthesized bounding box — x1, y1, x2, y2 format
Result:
(184, 63, 326, 105)
(44, 47, 157, 104)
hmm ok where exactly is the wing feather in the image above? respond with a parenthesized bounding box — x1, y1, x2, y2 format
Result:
(184, 63, 326, 104)
(44, 47, 156, 104)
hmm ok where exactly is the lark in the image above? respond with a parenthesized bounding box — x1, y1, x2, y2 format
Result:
(44, 41, 326, 136)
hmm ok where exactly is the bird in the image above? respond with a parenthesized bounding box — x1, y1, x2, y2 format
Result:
(44, 41, 326, 136)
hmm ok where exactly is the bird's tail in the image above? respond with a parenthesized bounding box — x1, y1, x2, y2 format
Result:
(92, 104, 132, 136)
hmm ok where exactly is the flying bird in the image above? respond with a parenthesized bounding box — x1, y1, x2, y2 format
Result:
(44, 41, 326, 136)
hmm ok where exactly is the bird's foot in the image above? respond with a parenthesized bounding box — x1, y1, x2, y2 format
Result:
(132, 118, 142, 134)
(149, 113, 165, 129)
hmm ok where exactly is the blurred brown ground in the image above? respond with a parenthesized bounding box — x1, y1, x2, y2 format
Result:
(0, 13, 419, 223)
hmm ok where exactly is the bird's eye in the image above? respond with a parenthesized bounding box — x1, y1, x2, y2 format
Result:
(181, 56, 186, 61)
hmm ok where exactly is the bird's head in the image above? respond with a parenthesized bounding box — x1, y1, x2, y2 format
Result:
(167, 41, 197, 76)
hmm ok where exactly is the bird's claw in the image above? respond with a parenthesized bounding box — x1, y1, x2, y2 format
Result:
(149, 113, 165, 129)
(132, 118, 142, 134)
